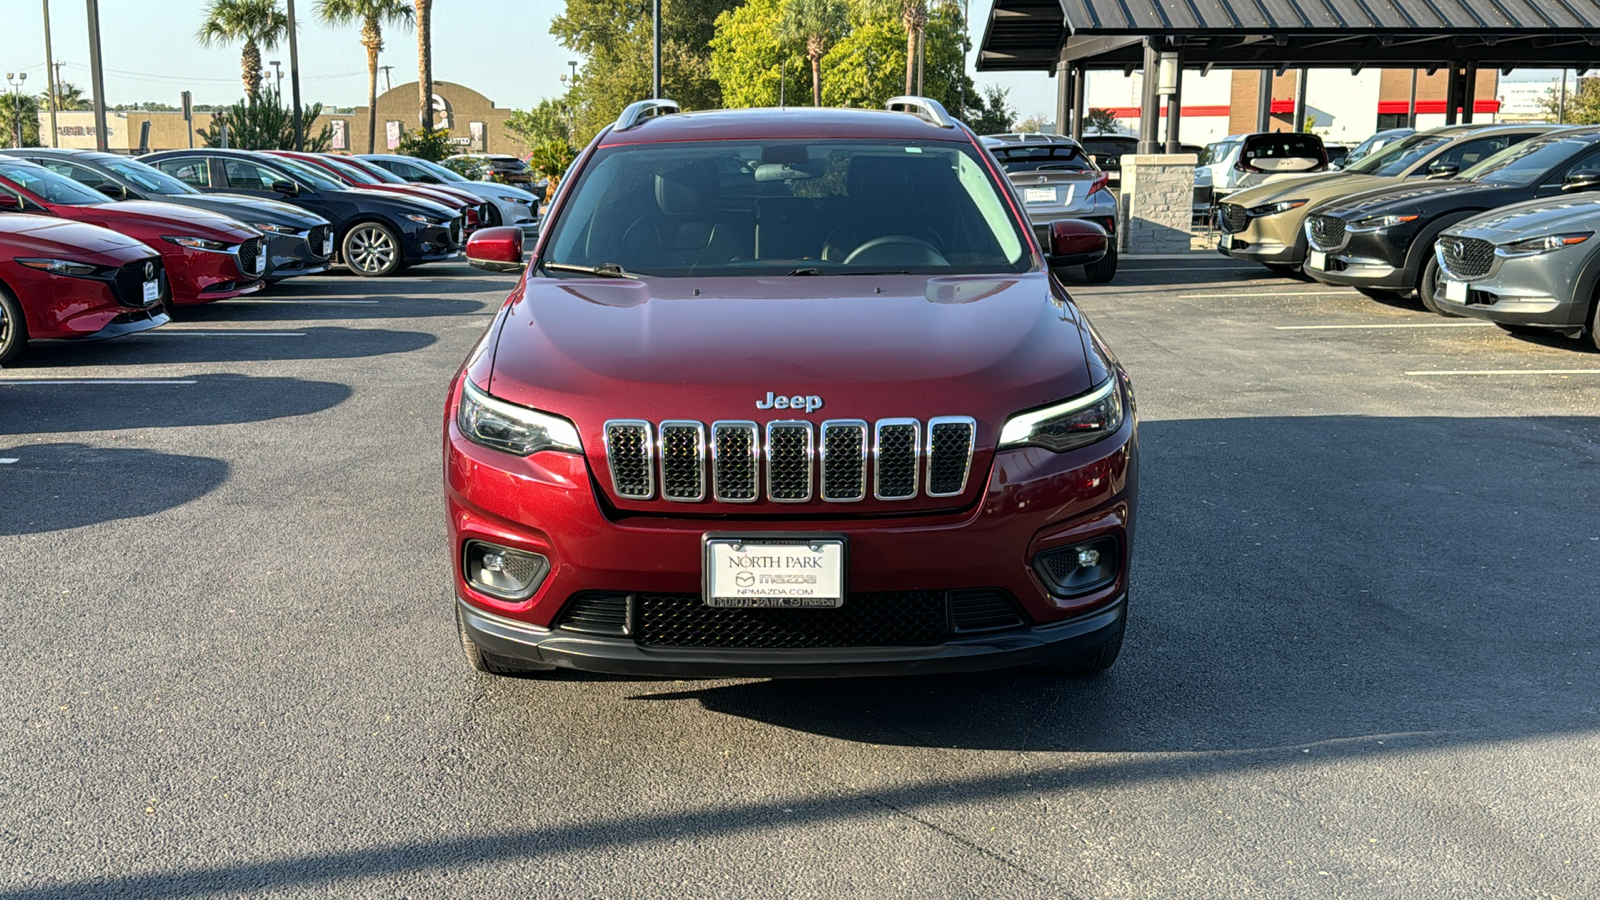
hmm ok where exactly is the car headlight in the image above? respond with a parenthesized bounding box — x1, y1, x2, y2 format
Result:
(502, 195, 534, 206)
(456, 378, 582, 456)
(162, 236, 229, 251)
(1248, 199, 1308, 217)
(250, 222, 300, 234)
(1496, 232, 1592, 258)
(997, 379, 1125, 453)
(1347, 214, 1420, 233)
(15, 257, 100, 277)
(406, 213, 445, 225)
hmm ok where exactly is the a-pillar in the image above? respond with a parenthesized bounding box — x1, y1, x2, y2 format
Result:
(1138, 39, 1162, 153)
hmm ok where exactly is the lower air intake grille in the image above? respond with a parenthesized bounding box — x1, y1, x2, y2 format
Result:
(1219, 203, 1249, 233)
(874, 420, 920, 499)
(635, 591, 954, 648)
(556, 593, 630, 636)
(950, 589, 1028, 633)
(307, 224, 332, 258)
(237, 237, 263, 277)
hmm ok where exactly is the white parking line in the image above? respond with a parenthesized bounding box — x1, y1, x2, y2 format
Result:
(1180, 291, 1358, 299)
(240, 299, 379, 305)
(0, 458, 18, 464)
(1406, 369, 1600, 376)
(1274, 322, 1495, 330)
(151, 331, 306, 337)
(1132, 265, 1262, 272)
(0, 379, 198, 385)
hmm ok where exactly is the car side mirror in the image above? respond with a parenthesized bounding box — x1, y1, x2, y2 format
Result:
(1562, 172, 1600, 192)
(1426, 163, 1460, 179)
(466, 226, 525, 273)
(271, 180, 300, 196)
(1046, 219, 1108, 267)
(0, 194, 20, 211)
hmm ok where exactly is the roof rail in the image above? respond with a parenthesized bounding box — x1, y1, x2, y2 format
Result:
(885, 96, 957, 128)
(614, 99, 680, 132)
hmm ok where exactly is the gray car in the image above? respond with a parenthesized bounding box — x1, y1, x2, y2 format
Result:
(358, 153, 541, 234)
(1430, 195, 1600, 350)
(982, 133, 1119, 282)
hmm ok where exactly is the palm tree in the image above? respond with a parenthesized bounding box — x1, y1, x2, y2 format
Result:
(858, 0, 922, 96)
(315, 0, 413, 153)
(196, 0, 291, 98)
(780, 0, 848, 107)
(39, 81, 89, 111)
(414, 0, 433, 130)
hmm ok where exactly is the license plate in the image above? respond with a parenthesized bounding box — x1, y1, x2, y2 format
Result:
(142, 280, 159, 303)
(322, 238, 334, 256)
(704, 536, 845, 608)
(1220, 234, 1234, 250)
(1445, 279, 1468, 302)
(1309, 250, 1327, 270)
(1024, 187, 1056, 204)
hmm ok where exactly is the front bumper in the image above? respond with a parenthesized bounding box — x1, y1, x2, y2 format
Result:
(263, 231, 332, 281)
(400, 221, 462, 265)
(1432, 248, 1592, 328)
(1218, 211, 1308, 264)
(1303, 226, 1415, 290)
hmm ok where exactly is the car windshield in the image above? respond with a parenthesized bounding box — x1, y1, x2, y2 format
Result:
(411, 158, 469, 182)
(1344, 134, 1451, 177)
(1200, 141, 1239, 166)
(272, 157, 345, 192)
(0, 163, 111, 205)
(317, 157, 371, 183)
(102, 158, 199, 195)
(343, 158, 407, 184)
(540, 140, 1032, 277)
(1464, 137, 1588, 186)
(989, 145, 1095, 174)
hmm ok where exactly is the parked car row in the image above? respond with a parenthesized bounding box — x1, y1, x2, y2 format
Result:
(1216, 124, 1600, 351)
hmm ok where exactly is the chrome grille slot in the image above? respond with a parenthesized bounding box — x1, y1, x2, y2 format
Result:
(765, 421, 814, 502)
(658, 421, 706, 502)
(874, 419, 920, 500)
(711, 421, 759, 503)
(603, 420, 654, 500)
(1439, 236, 1495, 280)
(820, 420, 868, 502)
(1307, 215, 1347, 251)
(926, 417, 976, 497)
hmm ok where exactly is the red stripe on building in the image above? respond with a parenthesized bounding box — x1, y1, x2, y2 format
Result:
(1376, 99, 1503, 114)
(1102, 105, 1236, 118)
(1103, 99, 1502, 119)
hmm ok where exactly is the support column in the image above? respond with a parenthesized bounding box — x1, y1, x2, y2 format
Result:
(1138, 40, 1161, 153)
(1256, 70, 1273, 132)
(1056, 64, 1073, 136)
(1444, 66, 1461, 125)
(1071, 64, 1087, 140)
(1292, 68, 1309, 132)
(1164, 54, 1184, 152)
(1461, 63, 1478, 124)
(1407, 69, 1418, 128)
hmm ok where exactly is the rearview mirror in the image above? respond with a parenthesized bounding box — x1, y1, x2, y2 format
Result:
(1046, 219, 1108, 267)
(1562, 172, 1600, 193)
(270, 180, 299, 196)
(466, 226, 525, 273)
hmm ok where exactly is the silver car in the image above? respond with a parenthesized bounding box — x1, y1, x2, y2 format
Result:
(358, 153, 541, 235)
(981, 133, 1119, 282)
(1430, 195, 1600, 350)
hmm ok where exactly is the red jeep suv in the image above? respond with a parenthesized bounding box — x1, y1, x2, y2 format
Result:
(447, 98, 1137, 678)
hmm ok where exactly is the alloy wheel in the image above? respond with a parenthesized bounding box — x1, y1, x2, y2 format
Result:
(347, 226, 398, 275)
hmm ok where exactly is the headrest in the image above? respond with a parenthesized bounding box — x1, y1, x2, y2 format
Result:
(655, 160, 719, 215)
(847, 156, 921, 208)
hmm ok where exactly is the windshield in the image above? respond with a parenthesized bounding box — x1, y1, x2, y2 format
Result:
(412, 158, 468, 182)
(1200, 141, 1239, 167)
(343, 158, 407, 184)
(102, 159, 199, 195)
(1463, 137, 1587, 186)
(1345, 133, 1450, 176)
(272, 157, 345, 192)
(318, 157, 371, 183)
(540, 140, 1032, 277)
(0, 164, 112, 205)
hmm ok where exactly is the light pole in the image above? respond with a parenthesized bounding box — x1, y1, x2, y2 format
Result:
(652, 0, 662, 99)
(285, 0, 303, 151)
(5, 72, 26, 148)
(43, 0, 59, 147)
(86, 0, 110, 152)
(269, 60, 283, 97)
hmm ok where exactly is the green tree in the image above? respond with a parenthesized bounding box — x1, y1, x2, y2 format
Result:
(41, 81, 89, 111)
(394, 124, 452, 160)
(965, 84, 1014, 134)
(528, 139, 578, 189)
(198, 89, 331, 150)
(1087, 108, 1120, 134)
(780, 0, 849, 107)
(505, 97, 572, 151)
(819, 3, 972, 115)
(1541, 77, 1600, 124)
(708, 0, 805, 109)
(0, 93, 42, 149)
(196, 0, 291, 97)
(315, 0, 414, 154)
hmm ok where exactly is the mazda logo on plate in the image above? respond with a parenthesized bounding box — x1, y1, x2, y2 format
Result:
(735, 572, 755, 588)
(144, 261, 155, 279)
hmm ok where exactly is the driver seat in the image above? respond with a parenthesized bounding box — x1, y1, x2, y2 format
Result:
(821, 156, 945, 263)
(620, 160, 750, 268)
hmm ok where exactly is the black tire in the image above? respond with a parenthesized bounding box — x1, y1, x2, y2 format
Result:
(1264, 263, 1304, 279)
(456, 605, 556, 677)
(1356, 286, 1411, 302)
(1083, 245, 1118, 284)
(1589, 296, 1600, 352)
(0, 285, 29, 366)
(1417, 255, 1463, 317)
(341, 222, 404, 277)
(1034, 619, 1124, 675)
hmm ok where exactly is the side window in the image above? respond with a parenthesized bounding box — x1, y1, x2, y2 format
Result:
(1433, 137, 1510, 172)
(41, 160, 120, 194)
(222, 159, 280, 190)
(1552, 146, 1600, 185)
(0, 185, 28, 212)
(391, 160, 426, 180)
(155, 158, 210, 188)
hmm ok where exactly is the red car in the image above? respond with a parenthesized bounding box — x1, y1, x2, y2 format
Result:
(0, 213, 168, 364)
(447, 98, 1136, 679)
(333, 154, 496, 231)
(0, 158, 265, 307)
(264, 151, 485, 234)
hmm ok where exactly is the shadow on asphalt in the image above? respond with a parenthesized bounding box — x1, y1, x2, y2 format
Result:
(0, 442, 228, 536)
(0, 374, 351, 434)
(184, 295, 492, 322)
(9, 325, 436, 367)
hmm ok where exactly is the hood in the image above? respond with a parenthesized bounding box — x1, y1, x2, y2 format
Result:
(0, 214, 156, 264)
(1317, 179, 1498, 220)
(484, 272, 1097, 513)
(1227, 174, 1402, 210)
(1448, 195, 1600, 243)
(72, 200, 261, 241)
(456, 182, 539, 202)
(172, 192, 329, 227)
(341, 186, 458, 217)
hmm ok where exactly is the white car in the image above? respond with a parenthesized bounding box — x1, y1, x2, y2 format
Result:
(1199, 132, 1329, 199)
(358, 154, 540, 233)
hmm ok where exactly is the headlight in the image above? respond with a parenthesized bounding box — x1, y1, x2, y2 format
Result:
(1248, 199, 1307, 216)
(456, 378, 582, 456)
(250, 222, 300, 234)
(406, 213, 445, 225)
(502, 195, 534, 206)
(997, 379, 1125, 453)
(1496, 232, 1592, 257)
(1348, 214, 1420, 233)
(15, 257, 100, 277)
(162, 236, 229, 251)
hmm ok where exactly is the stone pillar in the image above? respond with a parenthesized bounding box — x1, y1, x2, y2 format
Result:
(1119, 153, 1197, 254)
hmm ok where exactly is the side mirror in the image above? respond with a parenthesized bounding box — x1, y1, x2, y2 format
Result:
(1426, 163, 1460, 179)
(1046, 219, 1108, 267)
(1562, 172, 1600, 193)
(0, 193, 20, 211)
(270, 180, 300, 196)
(466, 226, 525, 273)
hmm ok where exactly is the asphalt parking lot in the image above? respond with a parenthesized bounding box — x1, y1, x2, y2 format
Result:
(2, 256, 1597, 898)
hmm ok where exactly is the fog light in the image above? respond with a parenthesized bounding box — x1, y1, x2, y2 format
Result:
(1033, 537, 1119, 597)
(463, 541, 549, 601)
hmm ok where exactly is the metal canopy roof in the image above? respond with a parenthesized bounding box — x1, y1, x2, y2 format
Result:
(978, 0, 1600, 72)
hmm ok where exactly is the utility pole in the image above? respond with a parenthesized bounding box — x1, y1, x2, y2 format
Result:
(43, 0, 59, 147)
(286, 0, 304, 151)
(5, 73, 25, 148)
(86, 0, 110, 152)
(1560, 70, 1569, 124)
(652, 0, 662, 99)
(379, 65, 393, 93)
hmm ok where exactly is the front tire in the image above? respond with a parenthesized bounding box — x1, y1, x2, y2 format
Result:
(1356, 286, 1410, 302)
(1589, 295, 1600, 352)
(1083, 245, 1118, 284)
(342, 222, 403, 277)
(456, 605, 556, 677)
(0, 285, 29, 366)
(483, 205, 501, 227)
(1417, 255, 1463, 317)
(1264, 262, 1303, 278)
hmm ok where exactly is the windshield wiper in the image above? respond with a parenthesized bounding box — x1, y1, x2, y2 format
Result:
(541, 261, 635, 279)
